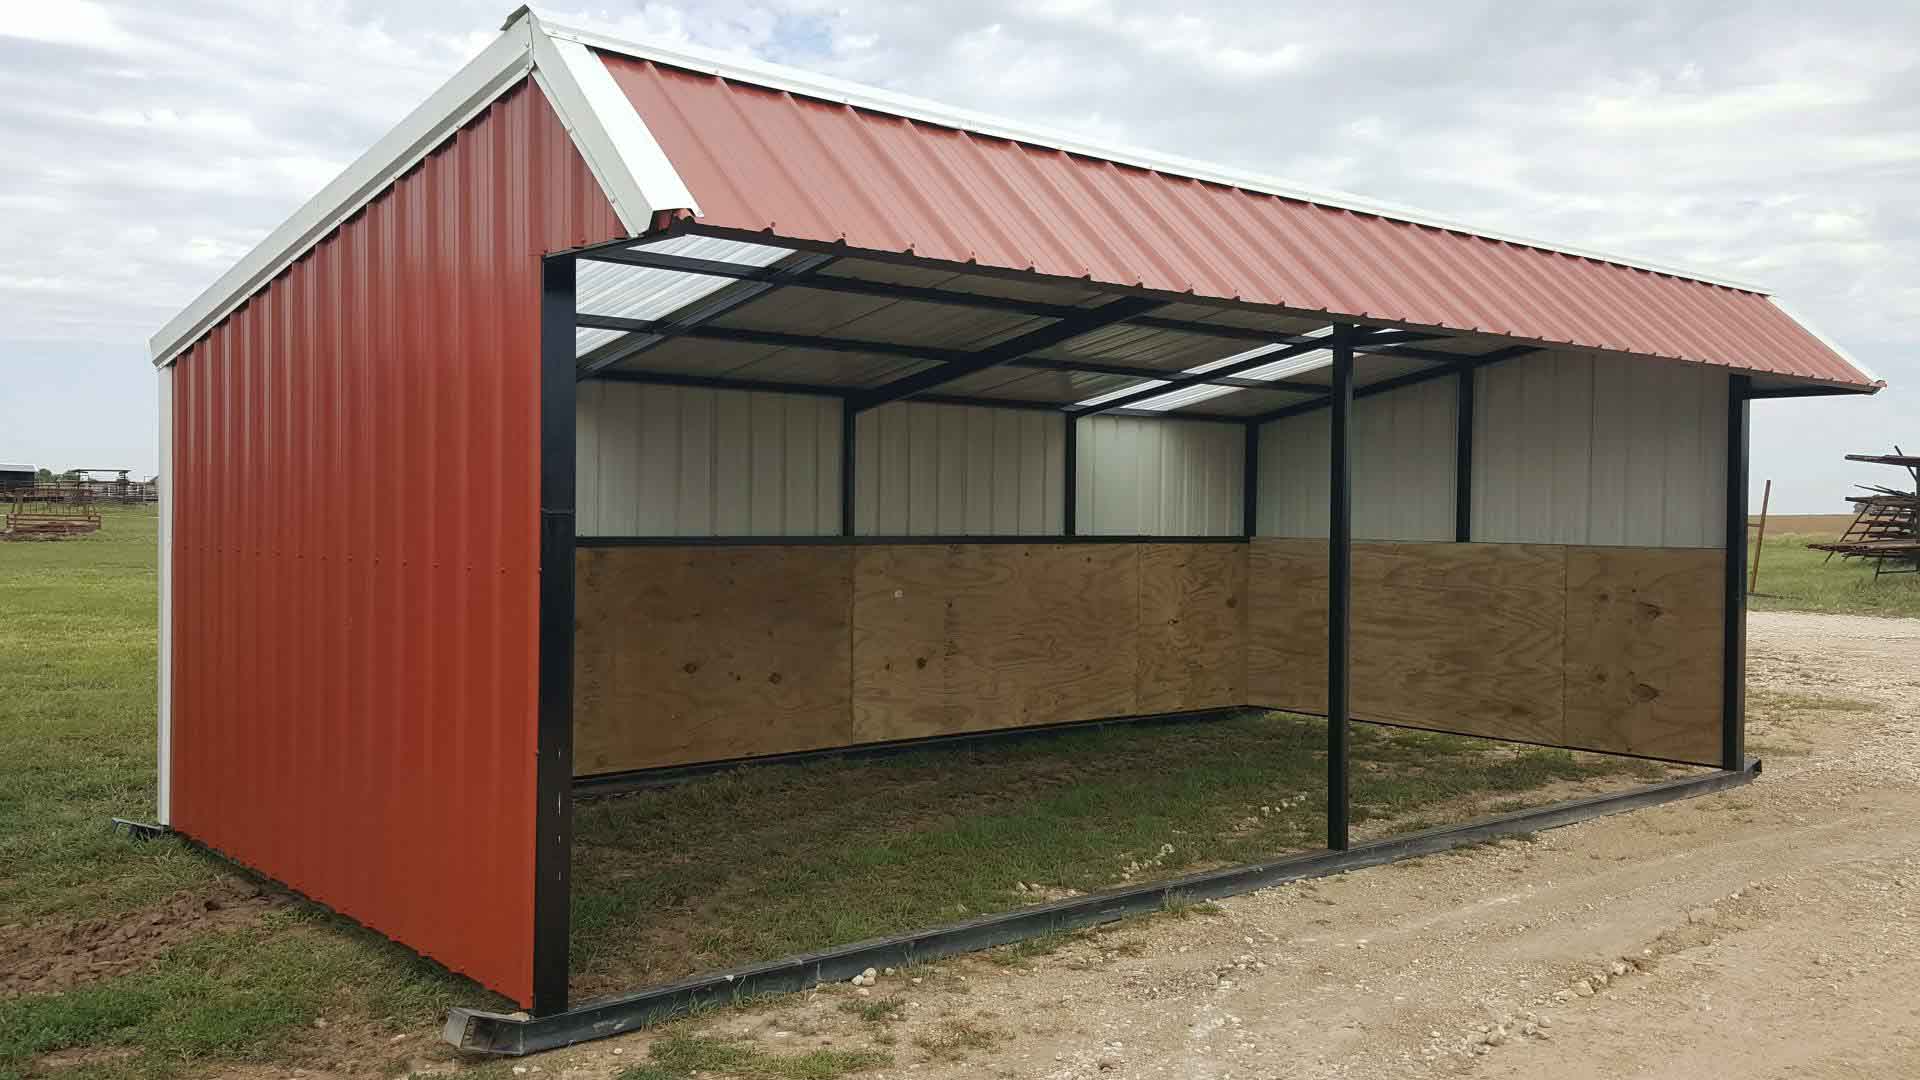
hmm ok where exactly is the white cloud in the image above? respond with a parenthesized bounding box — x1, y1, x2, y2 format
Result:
(0, 0, 1913, 501)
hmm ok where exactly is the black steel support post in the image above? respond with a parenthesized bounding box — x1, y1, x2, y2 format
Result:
(1723, 374, 1750, 771)
(1327, 326, 1354, 852)
(840, 403, 857, 537)
(1063, 414, 1078, 536)
(532, 255, 578, 1016)
(1455, 365, 1474, 542)
(1243, 420, 1260, 539)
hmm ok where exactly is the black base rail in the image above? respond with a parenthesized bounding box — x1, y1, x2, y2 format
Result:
(448, 756, 1761, 1056)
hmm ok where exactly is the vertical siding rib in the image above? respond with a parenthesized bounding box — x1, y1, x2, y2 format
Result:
(1258, 378, 1454, 541)
(848, 401, 1064, 536)
(1472, 351, 1728, 548)
(166, 79, 625, 1008)
(1075, 415, 1242, 536)
(578, 384, 843, 537)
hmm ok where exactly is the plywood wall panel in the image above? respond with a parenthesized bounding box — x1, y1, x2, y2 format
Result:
(1246, 539, 1329, 712)
(1247, 539, 1721, 761)
(1353, 543, 1566, 745)
(1563, 547, 1723, 764)
(573, 546, 854, 773)
(852, 544, 1140, 740)
(1137, 544, 1249, 712)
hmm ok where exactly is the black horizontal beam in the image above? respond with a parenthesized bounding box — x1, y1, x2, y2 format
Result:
(577, 248, 1462, 362)
(1246, 345, 1538, 425)
(575, 535, 1250, 549)
(1745, 384, 1878, 400)
(590, 369, 846, 398)
(1069, 328, 1442, 419)
(583, 370, 1245, 423)
(574, 315, 1335, 397)
(577, 254, 835, 378)
(850, 296, 1166, 411)
(446, 756, 1760, 1056)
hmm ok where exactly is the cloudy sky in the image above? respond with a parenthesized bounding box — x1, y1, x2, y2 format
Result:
(1, 0, 1914, 510)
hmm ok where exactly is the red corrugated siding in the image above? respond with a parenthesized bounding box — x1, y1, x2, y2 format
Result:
(601, 53, 1871, 388)
(169, 79, 623, 1006)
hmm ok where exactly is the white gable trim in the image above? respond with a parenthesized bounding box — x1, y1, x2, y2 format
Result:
(149, 10, 700, 367)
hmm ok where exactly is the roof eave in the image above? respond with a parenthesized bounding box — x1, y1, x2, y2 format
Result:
(540, 17, 1773, 295)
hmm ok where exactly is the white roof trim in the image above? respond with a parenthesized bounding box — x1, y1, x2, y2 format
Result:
(150, 10, 701, 367)
(538, 18, 1772, 295)
(1764, 297, 1881, 385)
(527, 17, 700, 233)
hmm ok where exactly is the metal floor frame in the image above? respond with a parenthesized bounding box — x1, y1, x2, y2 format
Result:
(447, 756, 1760, 1056)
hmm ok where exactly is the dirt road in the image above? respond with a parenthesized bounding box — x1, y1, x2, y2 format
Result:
(514, 611, 1920, 1080)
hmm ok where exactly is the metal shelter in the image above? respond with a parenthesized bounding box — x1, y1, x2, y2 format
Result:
(149, 6, 1881, 1048)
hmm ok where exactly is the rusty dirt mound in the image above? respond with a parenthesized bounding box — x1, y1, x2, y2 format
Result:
(0, 877, 289, 997)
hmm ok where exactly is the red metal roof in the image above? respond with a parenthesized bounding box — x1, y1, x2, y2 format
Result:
(600, 52, 1874, 389)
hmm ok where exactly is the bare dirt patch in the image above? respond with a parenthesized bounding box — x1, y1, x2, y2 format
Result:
(0, 876, 289, 997)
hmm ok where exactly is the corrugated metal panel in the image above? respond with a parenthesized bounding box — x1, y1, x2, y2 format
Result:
(575, 235, 791, 356)
(855, 402, 1064, 535)
(168, 79, 624, 1008)
(1077, 416, 1244, 536)
(600, 52, 1873, 389)
(577, 382, 841, 536)
(1257, 378, 1456, 540)
(1474, 352, 1726, 548)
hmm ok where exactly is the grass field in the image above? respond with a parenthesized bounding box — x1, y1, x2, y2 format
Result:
(1, 506, 1896, 1078)
(1746, 530, 1920, 618)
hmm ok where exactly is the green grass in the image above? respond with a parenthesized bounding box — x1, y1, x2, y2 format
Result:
(0, 509, 482, 1080)
(570, 711, 1661, 994)
(1746, 531, 1920, 618)
(0, 509, 216, 922)
(618, 1033, 889, 1080)
(0, 506, 1682, 1077)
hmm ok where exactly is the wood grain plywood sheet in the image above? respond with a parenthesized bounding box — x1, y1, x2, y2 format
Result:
(1136, 544, 1248, 712)
(1247, 540, 1566, 746)
(1246, 539, 1329, 713)
(1563, 546, 1723, 764)
(572, 546, 854, 773)
(1353, 542, 1566, 745)
(853, 544, 1140, 741)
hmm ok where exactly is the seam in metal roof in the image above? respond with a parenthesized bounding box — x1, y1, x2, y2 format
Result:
(542, 19, 1770, 294)
(149, 6, 1879, 393)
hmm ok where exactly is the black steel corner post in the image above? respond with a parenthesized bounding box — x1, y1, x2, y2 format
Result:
(840, 403, 857, 537)
(533, 254, 578, 1016)
(1063, 413, 1078, 535)
(1327, 326, 1354, 852)
(1455, 366, 1474, 542)
(1723, 373, 1750, 772)
(1242, 420, 1260, 539)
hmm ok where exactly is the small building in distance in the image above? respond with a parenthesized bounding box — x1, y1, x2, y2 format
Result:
(0, 464, 37, 492)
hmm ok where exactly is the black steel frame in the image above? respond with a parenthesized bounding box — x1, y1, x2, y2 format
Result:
(528, 238, 1788, 1028)
(454, 756, 1760, 1056)
(533, 255, 579, 1016)
(1724, 374, 1750, 770)
(1326, 327, 1354, 852)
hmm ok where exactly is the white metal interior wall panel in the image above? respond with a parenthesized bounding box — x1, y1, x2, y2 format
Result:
(855, 402, 1065, 535)
(1473, 351, 1726, 548)
(576, 381, 841, 536)
(1075, 416, 1244, 536)
(1255, 377, 1457, 541)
